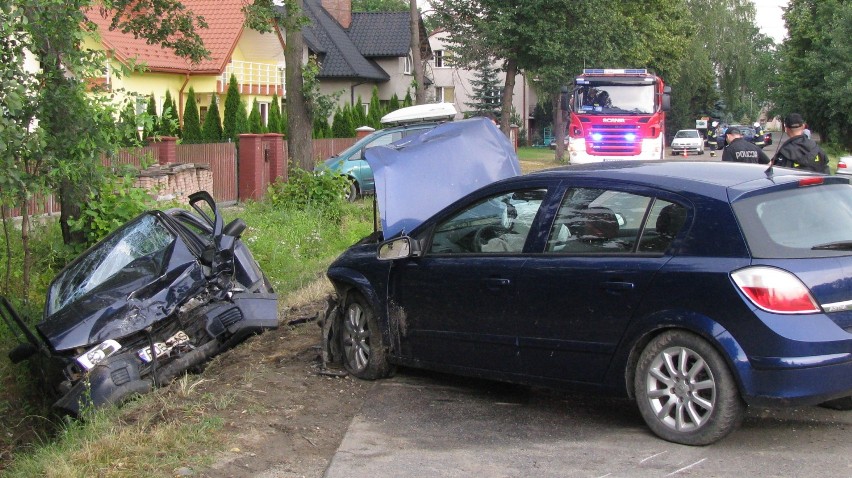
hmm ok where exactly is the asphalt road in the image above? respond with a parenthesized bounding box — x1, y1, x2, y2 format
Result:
(325, 368, 851, 478)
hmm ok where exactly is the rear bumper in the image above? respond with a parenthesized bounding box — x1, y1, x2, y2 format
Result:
(742, 352, 852, 407)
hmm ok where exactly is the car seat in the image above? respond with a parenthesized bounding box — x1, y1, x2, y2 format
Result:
(639, 203, 686, 253)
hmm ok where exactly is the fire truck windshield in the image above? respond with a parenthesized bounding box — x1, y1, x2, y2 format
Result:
(573, 83, 656, 115)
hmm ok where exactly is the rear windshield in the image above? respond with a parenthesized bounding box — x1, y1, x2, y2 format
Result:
(733, 183, 852, 258)
(675, 130, 699, 138)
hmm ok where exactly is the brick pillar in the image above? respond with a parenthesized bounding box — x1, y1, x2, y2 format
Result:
(263, 133, 287, 183)
(148, 136, 178, 165)
(238, 134, 264, 201)
(355, 126, 375, 140)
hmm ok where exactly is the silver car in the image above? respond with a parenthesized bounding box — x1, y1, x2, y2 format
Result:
(671, 129, 705, 156)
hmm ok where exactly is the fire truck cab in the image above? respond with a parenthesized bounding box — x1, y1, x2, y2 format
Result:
(567, 69, 671, 163)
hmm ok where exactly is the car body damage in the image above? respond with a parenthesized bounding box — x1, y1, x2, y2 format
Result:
(321, 117, 521, 371)
(1, 191, 278, 415)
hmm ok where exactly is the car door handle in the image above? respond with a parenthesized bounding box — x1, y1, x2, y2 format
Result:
(601, 281, 634, 291)
(484, 278, 511, 289)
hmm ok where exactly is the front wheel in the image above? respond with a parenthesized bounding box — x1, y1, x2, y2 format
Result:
(634, 330, 745, 445)
(340, 293, 392, 379)
(344, 180, 358, 202)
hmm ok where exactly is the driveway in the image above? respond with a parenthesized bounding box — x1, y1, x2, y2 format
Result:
(325, 368, 851, 478)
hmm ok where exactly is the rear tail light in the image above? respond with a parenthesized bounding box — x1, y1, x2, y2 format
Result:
(798, 177, 824, 187)
(731, 266, 820, 314)
(838, 162, 848, 171)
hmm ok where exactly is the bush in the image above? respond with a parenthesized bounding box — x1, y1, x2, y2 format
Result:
(266, 168, 350, 222)
(69, 174, 153, 249)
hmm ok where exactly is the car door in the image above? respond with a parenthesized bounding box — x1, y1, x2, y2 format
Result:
(387, 187, 549, 376)
(514, 186, 687, 383)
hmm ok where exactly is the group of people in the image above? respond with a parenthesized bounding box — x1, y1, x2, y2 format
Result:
(715, 113, 830, 174)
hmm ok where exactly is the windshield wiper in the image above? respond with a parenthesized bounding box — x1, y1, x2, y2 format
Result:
(811, 240, 852, 251)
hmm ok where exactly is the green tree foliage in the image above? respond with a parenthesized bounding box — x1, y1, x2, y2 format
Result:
(331, 106, 352, 138)
(248, 98, 265, 133)
(402, 90, 413, 107)
(773, 0, 851, 147)
(236, 99, 249, 140)
(161, 90, 180, 137)
(203, 95, 224, 142)
(182, 87, 203, 144)
(464, 57, 502, 118)
(279, 97, 289, 138)
(144, 93, 158, 139)
(352, 95, 368, 127)
(269, 93, 283, 134)
(388, 93, 401, 113)
(366, 86, 385, 129)
(116, 100, 141, 147)
(223, 74, 242, 142)
(353, 0, 408, 12)
(313, 114, 331, 138)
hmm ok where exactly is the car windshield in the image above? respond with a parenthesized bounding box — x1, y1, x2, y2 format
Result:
(573, 83, 656, 114)
(733, 183, 852, 258)
(675, 130, 700, 138)
(46, 214, 175, 315)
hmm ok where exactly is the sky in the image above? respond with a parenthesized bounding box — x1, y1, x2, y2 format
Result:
(752, 0, 789, 43)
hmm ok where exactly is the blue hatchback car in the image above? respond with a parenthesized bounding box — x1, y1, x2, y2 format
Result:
(323, 119, 852, 446)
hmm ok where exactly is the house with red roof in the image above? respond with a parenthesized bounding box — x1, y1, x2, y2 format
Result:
(84, 1, 287, 128)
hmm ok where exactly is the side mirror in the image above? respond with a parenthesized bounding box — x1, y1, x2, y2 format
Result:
(662, 86, 672, 112)
(377, 237, 420, 261)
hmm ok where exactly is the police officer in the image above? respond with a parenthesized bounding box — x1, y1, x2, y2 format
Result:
(721, 126, 770, 164)
(774, 113, 829, 173)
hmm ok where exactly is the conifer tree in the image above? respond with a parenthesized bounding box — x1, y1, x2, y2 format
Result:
(367, 86, 384, 129)
(248, 98, 264, 133)
(182, 87, 203, 144)
(161, 90, 179, 137)
(464, 58, 502, 118)
(268, 93, 283, 134)
(144, 93, 158, 139)
(403, 90, 413, 107)
(236, 99, 249, 139)
(202, 94, 223, 142)
(117, 100, 140, 147)
(222, 74, 242, 142)
(279, 97, 288, 138)
(353, 95, 368, 128)
(331, 106, 350, 138)
(388, 93, 401, 113)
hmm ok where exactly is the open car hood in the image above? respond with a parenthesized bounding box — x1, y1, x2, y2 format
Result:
(365, 117, 521, 237)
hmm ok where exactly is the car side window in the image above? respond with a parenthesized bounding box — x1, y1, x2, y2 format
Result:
(545, 188, 650, 254)
(429, 189, 547, 254)
(352, 132, 403, 160)
(637, 200, 687, 253)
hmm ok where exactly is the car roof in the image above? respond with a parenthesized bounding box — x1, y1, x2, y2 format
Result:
(526, 161, 835, 202)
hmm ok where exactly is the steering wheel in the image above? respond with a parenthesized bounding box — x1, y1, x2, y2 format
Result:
(473, 224, 510, 252)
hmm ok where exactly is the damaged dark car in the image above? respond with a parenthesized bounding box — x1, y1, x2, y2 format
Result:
(2, 191, 278, 415)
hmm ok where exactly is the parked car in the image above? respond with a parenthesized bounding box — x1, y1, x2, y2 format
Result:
(322, 120, 852, 446)
(317, 103, 457, 201)
(670, 129, 704, 155)
(1, 191, 278, 415)
(837, 156, 852, 176)
(713, 125, 763, 152)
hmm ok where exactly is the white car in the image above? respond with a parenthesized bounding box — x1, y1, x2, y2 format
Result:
(837, 156, 852, 176)
(671, 129, 704, 156)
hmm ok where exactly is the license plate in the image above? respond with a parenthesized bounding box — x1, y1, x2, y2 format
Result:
(138, 331, 190, 363)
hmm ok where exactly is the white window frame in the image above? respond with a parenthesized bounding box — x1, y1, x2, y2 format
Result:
(404, 53, 413, 75)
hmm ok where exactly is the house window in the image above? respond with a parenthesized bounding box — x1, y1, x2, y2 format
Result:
(434, 50, 444, 68)
(404, 53, 413, 75)
(436, 86, 455, 103)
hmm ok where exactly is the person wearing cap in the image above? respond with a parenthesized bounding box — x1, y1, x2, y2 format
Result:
(774, 113, 829, 174)
(721, 126, 770, 164)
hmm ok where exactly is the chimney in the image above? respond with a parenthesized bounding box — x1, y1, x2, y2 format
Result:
(321, 0, 352, 29)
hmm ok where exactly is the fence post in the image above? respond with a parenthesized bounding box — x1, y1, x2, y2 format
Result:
(147, 136, 178, 165)
(263, 133, 287, 183)
(238, 134, 264, 201)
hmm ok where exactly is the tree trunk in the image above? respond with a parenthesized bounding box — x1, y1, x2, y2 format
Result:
(285, 0, 314, 171)
(410, 0, 426, 104)
(553, 91, 566, 163)
(59, 179, 86, 245)
(500, 58, 518, 136)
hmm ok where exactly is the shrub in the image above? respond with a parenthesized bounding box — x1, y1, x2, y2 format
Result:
(69, 174, 153, 249)
(266, 168, 350, 222)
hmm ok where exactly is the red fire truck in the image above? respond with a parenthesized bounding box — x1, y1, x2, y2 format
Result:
(566, 69, 671, 163)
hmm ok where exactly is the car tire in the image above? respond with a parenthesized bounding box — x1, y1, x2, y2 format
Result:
(340, 293, 393, 380)
(819, 396, 852, 411)
(634, 330, 745, 445)
(344, 180, 359, 202)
